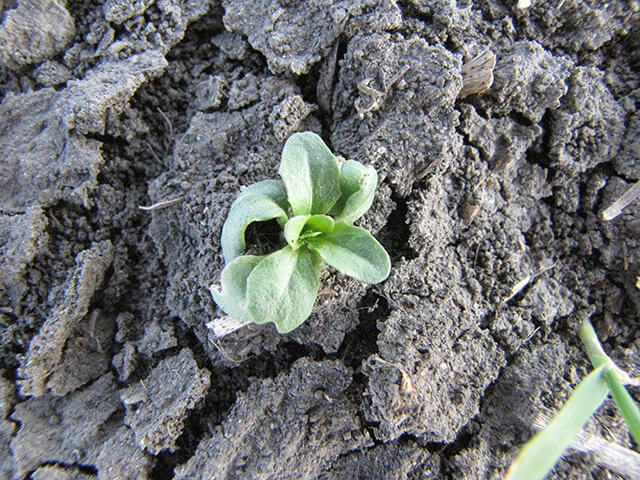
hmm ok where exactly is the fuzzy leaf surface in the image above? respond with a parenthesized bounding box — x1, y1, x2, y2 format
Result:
(221, 194, 288, 263)
(246, 246, 321, 333)
(332, 160, 378, 224)
(209, 255, 262, 323)
(278, 132, 341, 216)
(307, 223, 390, 283)
(236, 179, 288, 209)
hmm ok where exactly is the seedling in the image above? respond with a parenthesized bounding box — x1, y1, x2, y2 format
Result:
(506, 318, 640, 480)
(209, 132, 391, 334)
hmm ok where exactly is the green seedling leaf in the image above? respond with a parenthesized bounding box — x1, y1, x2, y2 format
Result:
(279, 132, 341, 216)
(246, 246, 322, 333)
(284, 216, 310, 247)
(284, 215, 335, 248)
(603, 366, 640, 446)
(221, 193, 288, 263)
(505, 365, 609, 480)
(578, 319, 610, 370)
(209, 255, 262, 323)
(579, 318, 640, 443)
(332, 160, 378, 224)
(304, 215, 335, 234)
(214, 131, 390, 336)
(236, 179, 289, 210)
(579, 319, 636, 383)
(307, 223, 391, 284)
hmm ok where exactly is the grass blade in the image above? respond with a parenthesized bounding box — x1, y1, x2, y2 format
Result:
(506, 364, 609, 480)
(579, 318, 636, 384)
(604, 366, 640, 446)
(578, 319, 609, 368)
(579, 318, 640, 446)
(534, 410, 640, 478)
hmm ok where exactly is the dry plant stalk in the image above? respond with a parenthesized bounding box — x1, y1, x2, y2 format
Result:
(602, 181, 640, 220)
(355, 65, 410, 117)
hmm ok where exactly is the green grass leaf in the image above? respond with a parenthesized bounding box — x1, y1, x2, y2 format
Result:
(578, 319, 610, 369)
(579, 318, 640, 444)
(284, 215, 335, 248)
(246, 246, 321, 333)
(278, 132, 341, 216)
(603, 366, 640, 446)
(209, 255, 262, 323)
(505, 364, 610, 480)
(307, 223, 391, 283)
(332, 160, 378, 224)
(221, 193, 288, 263)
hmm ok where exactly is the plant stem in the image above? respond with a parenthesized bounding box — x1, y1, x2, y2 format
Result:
(579, 318, 640, 447)
(604, 366, 640, 447)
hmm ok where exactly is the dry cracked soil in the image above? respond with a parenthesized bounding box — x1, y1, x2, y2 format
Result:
(0, 0, 639, 479)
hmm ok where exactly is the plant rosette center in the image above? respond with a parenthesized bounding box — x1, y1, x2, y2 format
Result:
(209, 131, 391, 334)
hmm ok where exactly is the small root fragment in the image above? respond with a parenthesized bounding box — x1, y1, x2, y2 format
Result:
(157, 107, 174, 139)
(318, 288, 339, 297)
(139, 197, 183, 211)
(208, 335, 242, 364)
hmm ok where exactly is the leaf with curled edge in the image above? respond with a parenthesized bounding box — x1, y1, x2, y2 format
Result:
(209, 255, 262, 323)
(220, 186, 288, 263)
(331, 160, 378, 224)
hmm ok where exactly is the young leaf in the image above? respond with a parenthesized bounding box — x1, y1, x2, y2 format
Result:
(304, 215, 335, 234)
(332, 160, 378, 224)
(603, 366, 640, 446)
(579, 318, 640, 441)
(578, 319, 610, 370)
(278, 132, 341, 216)
(221, 194, 288, 263)
(284, 215, 335, 248)
(307, 223, 390, 284)
(246, 246, 321, 333)
(284, 215, 311, 248)
(209, 255, 262, 323)
(236, 179, 288, 210)
(579, 319, 637, 383)
(505, 365, 610, 480)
